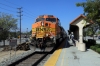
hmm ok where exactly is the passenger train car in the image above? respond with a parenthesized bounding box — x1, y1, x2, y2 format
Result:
(31, 15, 67, 47)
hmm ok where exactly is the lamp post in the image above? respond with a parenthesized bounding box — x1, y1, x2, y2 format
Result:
(25, 28, 28, 42)
(27, 28, 28, 38)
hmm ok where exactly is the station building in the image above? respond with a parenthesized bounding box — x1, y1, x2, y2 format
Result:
(69, 14, 93, 51)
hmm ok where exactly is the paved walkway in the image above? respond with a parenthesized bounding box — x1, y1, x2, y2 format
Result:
(55, 39, 100, 66)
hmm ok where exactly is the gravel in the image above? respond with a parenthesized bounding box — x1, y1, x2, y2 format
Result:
(0, 45, 35, 66)
(0, 45, 52, 66)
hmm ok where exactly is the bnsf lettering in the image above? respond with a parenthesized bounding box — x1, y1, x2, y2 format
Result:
(36, 28, 50, 31)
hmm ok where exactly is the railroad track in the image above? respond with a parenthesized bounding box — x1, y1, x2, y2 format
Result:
(8, 38, 65, 66)
(8, 47, 53, 66)
(11, 52, 49, 66)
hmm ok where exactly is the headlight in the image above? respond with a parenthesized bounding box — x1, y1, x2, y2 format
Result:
(46, 34, 48, 36)
(32, 34, 36, 37)
(41, 22, 44, 26)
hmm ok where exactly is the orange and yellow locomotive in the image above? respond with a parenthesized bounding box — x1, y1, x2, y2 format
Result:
(31, 15, 64, 47)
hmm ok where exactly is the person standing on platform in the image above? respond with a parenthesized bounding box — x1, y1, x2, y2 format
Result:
(71, 34, 76, 46)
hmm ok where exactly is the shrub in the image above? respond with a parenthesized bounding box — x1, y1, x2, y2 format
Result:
(96, 48, 100, 53)
(94, 44, 100, 48)
(90, 46, 97, 51)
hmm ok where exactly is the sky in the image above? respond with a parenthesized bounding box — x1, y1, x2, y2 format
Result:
(0, 0, 86, 33)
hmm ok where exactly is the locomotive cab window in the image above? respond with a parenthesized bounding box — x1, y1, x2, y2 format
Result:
(46, 18, 56, 22)
(57, 19, 61, 26)
(35, 18, 44, 22)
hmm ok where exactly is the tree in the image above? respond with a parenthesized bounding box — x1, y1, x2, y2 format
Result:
(0, 12, 18, 46)
(98, 30, 100, 35)
(76, 0, 100, 38)
(84, 27, 92, 36)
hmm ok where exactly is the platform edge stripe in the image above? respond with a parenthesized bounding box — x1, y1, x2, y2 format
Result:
(44, 49, 62, 66)
(44, 39, 66, 66)
(44, 51, 62, 66)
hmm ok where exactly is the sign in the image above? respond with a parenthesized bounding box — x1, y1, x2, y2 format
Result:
(36, 27, 50, 31)
(9, 39, 17, 47)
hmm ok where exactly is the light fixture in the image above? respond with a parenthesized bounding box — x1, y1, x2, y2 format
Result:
(41, 21, 44, 26)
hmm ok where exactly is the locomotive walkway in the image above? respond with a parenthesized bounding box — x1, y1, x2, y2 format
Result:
(44, 39, 100, 66)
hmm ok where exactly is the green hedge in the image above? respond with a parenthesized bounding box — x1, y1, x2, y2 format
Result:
(83, 39, 96, 48)
(96, 48, 100, 53)
(90, 46, 97, 51)
(95, 44, 100, 48)
(83, 40, 100, 53)
(90, 44, 100, 54)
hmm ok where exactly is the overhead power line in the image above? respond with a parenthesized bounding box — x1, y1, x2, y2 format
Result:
(24, 11, 36, 18)
(0, 2, 16, 9)
(0, 6, 16, 12)
(4, 0, 20, 7)
(4, 0, 37, 17)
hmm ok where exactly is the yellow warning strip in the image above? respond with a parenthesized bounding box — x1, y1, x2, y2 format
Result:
(44, 40, 65, 66)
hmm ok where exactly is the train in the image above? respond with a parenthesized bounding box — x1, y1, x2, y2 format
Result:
(31, 15, 67, 48)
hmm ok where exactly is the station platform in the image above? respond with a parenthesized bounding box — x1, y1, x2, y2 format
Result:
(44, 39, 100, 66)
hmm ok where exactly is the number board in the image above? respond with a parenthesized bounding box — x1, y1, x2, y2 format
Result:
(9, 39, 17, 47)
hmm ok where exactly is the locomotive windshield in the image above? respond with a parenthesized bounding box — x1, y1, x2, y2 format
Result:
(46, 18, 56, 22)
(36, 18, 44, 22)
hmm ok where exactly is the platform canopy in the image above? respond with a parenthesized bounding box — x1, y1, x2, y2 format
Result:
(69, 14, 93, 32)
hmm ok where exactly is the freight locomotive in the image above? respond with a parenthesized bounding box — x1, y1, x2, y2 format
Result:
(31, 15, 67, 48)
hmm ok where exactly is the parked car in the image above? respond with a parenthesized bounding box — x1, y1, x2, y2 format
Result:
(98, 36, 100, 39)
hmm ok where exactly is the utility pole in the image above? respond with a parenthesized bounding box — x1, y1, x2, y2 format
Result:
(17, 7, 23, 44)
